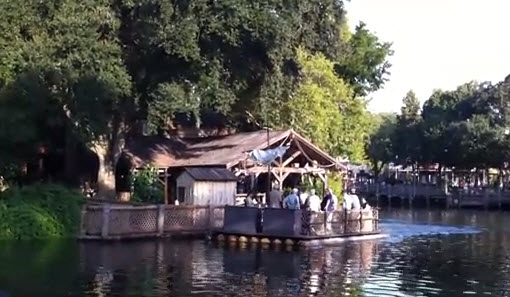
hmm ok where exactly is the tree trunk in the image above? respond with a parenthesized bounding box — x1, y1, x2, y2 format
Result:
(92, 139, 115, 199)
(91, 119, 126, 200)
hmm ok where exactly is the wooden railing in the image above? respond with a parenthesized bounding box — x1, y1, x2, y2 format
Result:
(80, 204, 379, 240)
(357, 183, 447, 198)
(80, 204, 225, 239)
(302, 209, 379, 236)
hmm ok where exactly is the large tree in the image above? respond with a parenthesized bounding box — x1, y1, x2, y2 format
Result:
(279, 48, 370, 162)
(0, 0, 131, 197)
(421, 82, 482, 167)
(365, 113, 397, 178)
(394, 90, 423, 166)
(0, 0, 393, 197)
(114, 0, 352, 131)
(335, 22, 393, 97)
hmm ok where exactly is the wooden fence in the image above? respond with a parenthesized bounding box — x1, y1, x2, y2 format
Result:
(80, 204, 379, 240)
(80, 204, 225, 240)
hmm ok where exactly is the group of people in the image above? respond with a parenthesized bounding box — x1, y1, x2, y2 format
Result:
(261, 186, 369, 212)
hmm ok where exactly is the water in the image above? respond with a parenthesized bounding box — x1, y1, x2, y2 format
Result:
(1, 209, 510, 296)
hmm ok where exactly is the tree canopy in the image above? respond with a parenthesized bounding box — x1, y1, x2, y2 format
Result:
(279, 48, 369, 163)
(366, 75, 510, 176)
(0, 0, 392, 195)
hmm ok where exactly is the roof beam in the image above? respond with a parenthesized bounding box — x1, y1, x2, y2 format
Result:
(282, 151, 302, 167)
(246, 166, 326, 175)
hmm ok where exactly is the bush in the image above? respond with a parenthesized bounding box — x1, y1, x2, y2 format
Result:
(0, 184, 84, 239)
(131, 166, 164, 204)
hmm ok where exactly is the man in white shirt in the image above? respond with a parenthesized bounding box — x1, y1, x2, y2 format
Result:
(343, 189, 353, 211)
(350, 188, 361, 211)
(299, 190, 309, 209)
(308, 189, 321, 212)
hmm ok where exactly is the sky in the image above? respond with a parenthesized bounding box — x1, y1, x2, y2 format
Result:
(345, 0, 510, 113)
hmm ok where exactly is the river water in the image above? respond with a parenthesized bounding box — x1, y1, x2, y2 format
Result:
(1, 209, 509, 297)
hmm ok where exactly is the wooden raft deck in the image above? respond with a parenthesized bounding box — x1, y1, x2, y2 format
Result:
(214, 206, 382, 246)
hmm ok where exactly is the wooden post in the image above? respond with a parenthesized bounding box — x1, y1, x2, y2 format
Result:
(376, 183, 380, 208)
(208, 204, 215, 232)
(359, 210, 363, 233)
(388, 185, 392, 208)
(323, 212, 328, 234)
(343, 209, 348, 234)
(157, 204, 165, 236)
(164, 169, 169, 204)
(483, 190, 489, 210)
(79, 204, 87, 237)
(101, 204, 111, 238)
(498, 188, 502, 210)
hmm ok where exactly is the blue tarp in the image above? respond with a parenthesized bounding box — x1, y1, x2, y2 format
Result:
(248, 146, 289, 165)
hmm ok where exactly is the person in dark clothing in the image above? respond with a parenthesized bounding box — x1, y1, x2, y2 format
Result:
(268, 186, 283, 208)
(321, 189, 332, 211)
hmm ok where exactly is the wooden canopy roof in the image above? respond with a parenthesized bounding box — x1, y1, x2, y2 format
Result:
(123, 130, 344, 171)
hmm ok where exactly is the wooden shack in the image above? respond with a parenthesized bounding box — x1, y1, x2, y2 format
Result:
(175, 167, 237, 205)
(121, 129, 346, 203)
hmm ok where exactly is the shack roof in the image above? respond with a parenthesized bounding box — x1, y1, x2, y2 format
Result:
(124, 129, 343, 170)
(181, 167, 238, 182)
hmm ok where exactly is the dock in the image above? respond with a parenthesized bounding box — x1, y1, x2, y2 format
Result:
(357, 183, 510, 210)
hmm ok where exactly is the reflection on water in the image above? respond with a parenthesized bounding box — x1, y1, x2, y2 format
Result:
(1, 210, 510, 296)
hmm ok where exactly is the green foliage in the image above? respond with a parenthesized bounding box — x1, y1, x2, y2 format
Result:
(0, 184, 83, 239)
(131, 166, 164, 204)
(0, 0, 132, 192)
(279, 48, 371, 162)
(301, 175, 325, 196)
(116, 0, 355, 131)
(336, 22, 393, 96)
(0, 0, 392, 187)
(394, 90, 423, 166)
(327, 172, 344, 203)
(366, 75, 510, 173)
(366, 113, 397, 177)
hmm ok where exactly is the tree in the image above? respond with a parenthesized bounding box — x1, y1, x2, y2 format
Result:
(114, 0, 353, 131)
(0, 0, 393, 196)
(0, 0, 132, 198)
(394, 90, 423, 167)
(366, 113, 397, 178)
(335, 22, 393, 97)
(421, 82, 482, 167)
(278, 48, 370, 162)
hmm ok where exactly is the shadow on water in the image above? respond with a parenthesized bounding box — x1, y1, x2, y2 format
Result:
(1, 209, 510, 296)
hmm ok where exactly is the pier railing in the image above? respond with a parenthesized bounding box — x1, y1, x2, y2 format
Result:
(223, 206, 379, 237)
(80, 204, 379, 240)
(303, 209, 379, 236)
(80, 204, 225, 239)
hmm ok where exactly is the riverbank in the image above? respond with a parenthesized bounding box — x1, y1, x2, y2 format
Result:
(0, 184, 83, 239)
